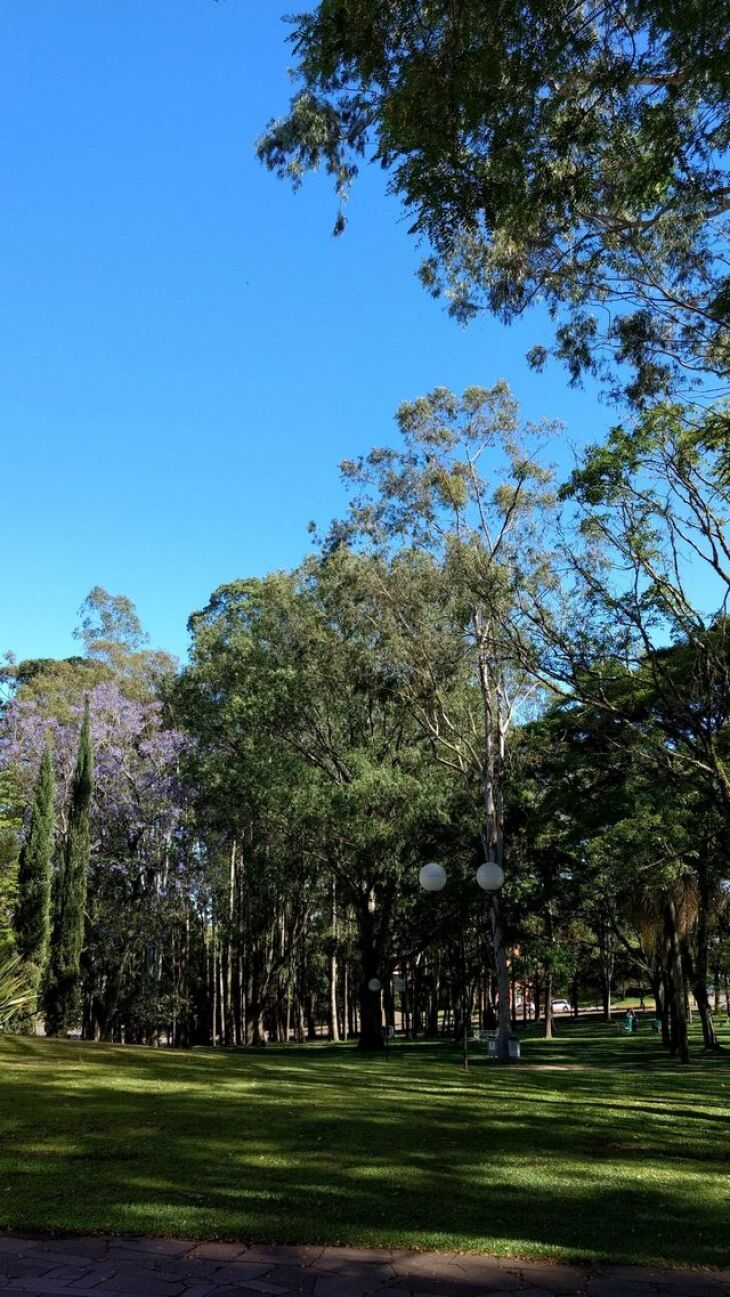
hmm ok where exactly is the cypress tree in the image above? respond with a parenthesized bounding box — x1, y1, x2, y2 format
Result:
(43, 704, 93, 1035)
(14, 744, 55, 981)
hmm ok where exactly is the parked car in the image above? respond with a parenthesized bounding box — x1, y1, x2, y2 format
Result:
(551, 998, 573, 1013)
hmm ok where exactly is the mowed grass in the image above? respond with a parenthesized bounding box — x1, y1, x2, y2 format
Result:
(1, 1020, 729, 1267)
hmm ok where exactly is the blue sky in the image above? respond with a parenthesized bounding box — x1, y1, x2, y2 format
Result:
(1, 0, 611, 666)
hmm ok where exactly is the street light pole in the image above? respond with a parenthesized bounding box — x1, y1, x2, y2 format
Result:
(419, 858, 511, 1062)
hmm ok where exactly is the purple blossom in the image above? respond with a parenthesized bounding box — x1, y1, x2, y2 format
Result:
(1, 681, 191, 877)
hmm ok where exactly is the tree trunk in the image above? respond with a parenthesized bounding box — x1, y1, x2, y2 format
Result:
(328, 883, 340, 1042)
(355, 893, 385, 1051)
(598, 912, 614, 1023)
(543, 965, 553, 1040)
(357, 975, 384, 1049)
(456, 928, 469, 1069)
(664, 898, 689, 1063)
(347, 969, 356, 1038)
(426, 960, 440, 1037)
(693, 868, 721, 1051)
(403, 960, 412, 1039)
(659, 970, 672, 1048)
(490, 895, 512, 1061)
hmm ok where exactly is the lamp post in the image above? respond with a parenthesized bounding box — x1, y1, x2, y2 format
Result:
(419, 858, 509, 1062)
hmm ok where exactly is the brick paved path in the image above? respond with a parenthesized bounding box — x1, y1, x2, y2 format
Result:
(0, 1236, 727, 1297)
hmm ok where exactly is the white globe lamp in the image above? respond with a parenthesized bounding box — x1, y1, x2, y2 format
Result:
(367, 977, 382, 992)
(419, 861, 447, 892)
(476, 860, 504, 892)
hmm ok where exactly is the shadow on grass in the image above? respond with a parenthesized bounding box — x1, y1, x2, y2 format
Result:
(0, 1027, 728, 1267)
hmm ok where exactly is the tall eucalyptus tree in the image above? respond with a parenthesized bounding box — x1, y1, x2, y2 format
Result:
(327, 383, 557, 1058)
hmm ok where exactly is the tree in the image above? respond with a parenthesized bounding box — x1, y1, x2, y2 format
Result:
(177, 574, 325, 1046)
(43, 705, 93, 1035)
(522, 403, 730, 1049)
(0, 768, 22, 943)
(180, 564, 460, 1050)
(509, 691, 703, 1059)
(0, 938, 35, 1032)
(14, 744, 55, 982)
(329, 383, 557, 1058)
(74, 587, 147, 660)
(3, 675, 190, 1043)
(74, 587, 176, 694)
(3, 588, 192, 1046)
(260, 1, 730, 404)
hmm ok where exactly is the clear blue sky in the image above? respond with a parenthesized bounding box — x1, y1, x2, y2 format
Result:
(1, 0, 611, 666)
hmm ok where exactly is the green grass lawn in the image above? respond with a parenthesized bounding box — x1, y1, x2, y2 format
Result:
(1, 1019, 728, 1267)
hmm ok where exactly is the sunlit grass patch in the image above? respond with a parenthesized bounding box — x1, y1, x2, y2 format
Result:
(0, 1020, 728, 1266)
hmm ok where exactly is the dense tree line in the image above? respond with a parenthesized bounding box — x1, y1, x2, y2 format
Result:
(1, 388, 729, 1060)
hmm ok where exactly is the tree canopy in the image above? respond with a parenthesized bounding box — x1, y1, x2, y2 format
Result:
(259, 0, 730, 404)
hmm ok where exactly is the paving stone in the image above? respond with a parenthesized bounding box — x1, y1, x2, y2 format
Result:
(602, 1274, 724, 1295)
(0, 1263, 54, 1282)
(448, 1258, 518, 1274)
(440, 1276, 526, 1297)
(208, 1265, 275, 1284)
(89, 1273, 186, 1296)
(213, 1275, 290, 1296)
(28, 1242, 110, 1263)
(315, 1254, 395, 1269)
(41, 1268, 96, 1285)
(265, 1266, 318, 1292)
(104, 1252, 157, 1270)
(0, 1236, 727, 1297)
(312, 1282, 376, 1297)
(214, 1290, 297, 1297)
(188, 1249, 248, 1265)
(145, 1262, 224, 1285)
(391, 1260, 462, 1280)
(65, 1269, 119, 1289)
(600, 1273, 706, 1288)
(515, 1289, 573, 1297)
(244, 1252, 323, 1270)
(21, 1253, 101, 1273)
(113, 1241, 196, 1259)
(652, 1288, 727, 1297)
(442, 1272, 525, 1293)
(511, 1268, 587, 1295)
(388, 1291, 454, 1297)
(390, 1278, 502, 1297)
(0, 1289, 52, 1296)
(587, 1283, 660, 1297)
(386, 1289, 523, 1297)
(6, 1282, 99, 1296)
(672, 1286, 728, 1297)
(313, 1266, 395, 1285)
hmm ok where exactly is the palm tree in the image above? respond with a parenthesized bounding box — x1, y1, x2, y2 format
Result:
(0, 940, 36, 1032)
